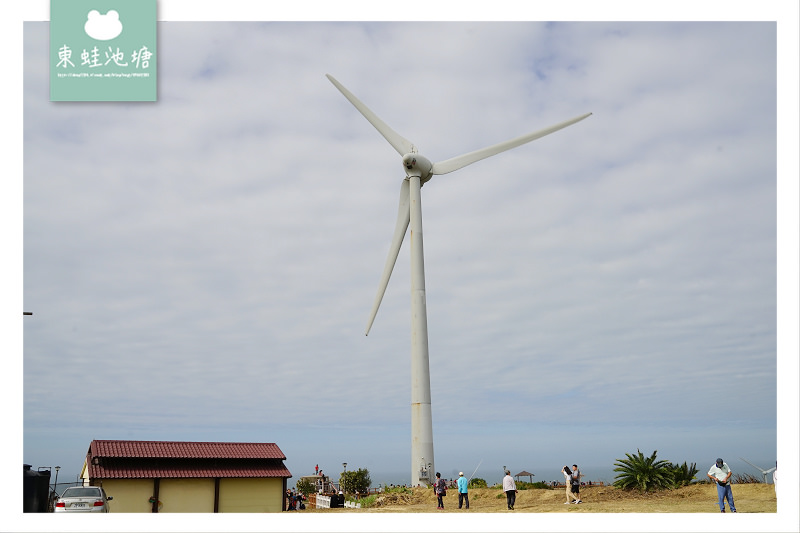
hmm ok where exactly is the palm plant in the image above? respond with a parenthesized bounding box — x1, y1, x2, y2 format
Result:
(669, 461, 698, 487)
(613, 449, 674, 491)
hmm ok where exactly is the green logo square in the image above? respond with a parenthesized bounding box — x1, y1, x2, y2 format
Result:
(50, 0, 157, 101)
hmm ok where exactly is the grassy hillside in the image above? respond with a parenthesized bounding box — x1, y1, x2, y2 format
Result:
(306, 483, 777, 513)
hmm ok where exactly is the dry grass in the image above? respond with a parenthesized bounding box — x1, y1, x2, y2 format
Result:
(305, 483, 777, 513)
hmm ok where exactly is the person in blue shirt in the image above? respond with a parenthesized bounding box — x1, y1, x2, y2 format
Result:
(457, 472, 469, 509)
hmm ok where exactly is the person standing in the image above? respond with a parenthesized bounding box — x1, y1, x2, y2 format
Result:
(771, 460, 778, 507)
(571, 464, 583, 504)
(772, 461, 777, 497)
(707, 458, 737, 513)
(502, 470, 517, 510)
(434, 472, 446, 509)
(561, 466, 579, 504)
(457, 472, 469, 509)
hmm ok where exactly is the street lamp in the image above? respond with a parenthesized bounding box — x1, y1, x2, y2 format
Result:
(341, 463, 347, 494)
(54, 466, 60, 495)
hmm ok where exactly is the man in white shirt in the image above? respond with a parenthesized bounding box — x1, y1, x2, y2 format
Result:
(502, 470, 517, 510)
(707, 458, 737, 513)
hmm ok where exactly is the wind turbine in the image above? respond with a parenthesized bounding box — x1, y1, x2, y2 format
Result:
(327, 74, 591, 486)
(739, 457, 776, 484)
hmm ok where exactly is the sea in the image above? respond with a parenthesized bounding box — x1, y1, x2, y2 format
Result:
(362, 465, 617, 489)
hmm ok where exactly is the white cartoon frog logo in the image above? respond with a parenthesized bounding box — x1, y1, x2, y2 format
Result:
(84, 9, 123, 40)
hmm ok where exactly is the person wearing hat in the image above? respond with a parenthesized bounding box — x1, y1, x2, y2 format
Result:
(457, 472, 469, 509)
(707, 458, 737, 512)
(502, 470, 517, 510)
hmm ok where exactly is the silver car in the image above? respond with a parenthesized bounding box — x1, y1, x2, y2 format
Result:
(54, 486, 113, 513)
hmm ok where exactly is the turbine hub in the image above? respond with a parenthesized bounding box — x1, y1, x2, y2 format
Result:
(402, 153, 433, 182)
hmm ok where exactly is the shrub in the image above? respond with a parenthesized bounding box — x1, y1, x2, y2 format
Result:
(350, 494, 377, 508)
(515, 481, 550, 490)
(732, 473, 761, 484)
(468, 478, 488, 488)
(668, 461, 698, 487)
(613, 449, 674, 492)
(340, 468, 371, 495)
(295, 477, 314, 496)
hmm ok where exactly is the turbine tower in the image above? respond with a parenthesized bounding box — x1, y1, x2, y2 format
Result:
(327, 74, 591, 486)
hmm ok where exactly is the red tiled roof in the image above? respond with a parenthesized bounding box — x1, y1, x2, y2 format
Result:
(90, 440, 286, 460)
(87, 440, 291, 480)
(89, 459, 292, 479)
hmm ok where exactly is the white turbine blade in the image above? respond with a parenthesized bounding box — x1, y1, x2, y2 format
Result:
(739, 457, 767, 472)
(365, 178, 411, 335)
(327, 74, 415, 156)
(431, 112, 592, 175)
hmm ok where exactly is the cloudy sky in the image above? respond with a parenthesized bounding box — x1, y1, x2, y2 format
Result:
(7, 1, 799, 532)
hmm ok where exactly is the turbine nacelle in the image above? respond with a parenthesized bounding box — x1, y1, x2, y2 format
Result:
(402, 153, 433, 183)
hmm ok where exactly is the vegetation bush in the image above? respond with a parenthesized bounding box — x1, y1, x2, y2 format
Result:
(468, 477, 487, 488)
(613, 449, 675, 492)
(340, 468, 371, 495)
(668, 461, 698, 487)
(295, 477, 314, 496)
(515, 481, 551, 490)
(349, 494, 377, 508)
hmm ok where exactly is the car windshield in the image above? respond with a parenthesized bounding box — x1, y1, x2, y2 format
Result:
(62, 487, 101, 498)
